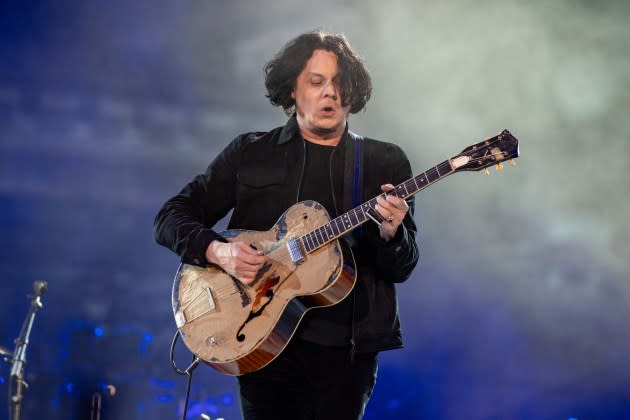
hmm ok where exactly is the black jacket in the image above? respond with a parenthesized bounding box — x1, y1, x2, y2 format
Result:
(154, 116, 419, 353)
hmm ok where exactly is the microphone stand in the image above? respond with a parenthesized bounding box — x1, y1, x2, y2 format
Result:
(8, 280, 47, 420)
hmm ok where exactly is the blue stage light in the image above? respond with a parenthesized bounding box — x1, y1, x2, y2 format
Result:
(157, 394, 174, 403)
(220, 393, 234, 406)
(387, 399, 401, 409)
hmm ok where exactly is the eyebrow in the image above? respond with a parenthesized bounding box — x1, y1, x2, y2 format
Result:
(305, 71, 337, 79)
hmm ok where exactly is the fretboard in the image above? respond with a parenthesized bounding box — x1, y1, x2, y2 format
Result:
(300, 159, 455, 253)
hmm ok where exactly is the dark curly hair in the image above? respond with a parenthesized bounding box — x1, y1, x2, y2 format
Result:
(264, 30, 372, 115)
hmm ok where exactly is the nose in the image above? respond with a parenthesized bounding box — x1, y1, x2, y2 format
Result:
(322, 80, 338, 100)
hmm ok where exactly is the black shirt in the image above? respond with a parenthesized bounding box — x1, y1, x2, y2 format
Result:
(297, 139, 354, 346)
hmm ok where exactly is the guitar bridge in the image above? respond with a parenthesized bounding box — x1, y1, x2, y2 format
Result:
(286, 237, 305, 264)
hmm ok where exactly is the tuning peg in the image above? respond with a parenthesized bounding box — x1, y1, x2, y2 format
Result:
(509, 159, 516, 166)
(483, 168, 490, 175)
(495, 163, 504, 171)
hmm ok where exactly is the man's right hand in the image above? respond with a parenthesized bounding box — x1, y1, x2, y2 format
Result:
(205, 240, 267, 285)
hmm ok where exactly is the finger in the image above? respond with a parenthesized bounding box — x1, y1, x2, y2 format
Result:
(374, 205, 390, 221)
(377, 189, 404, 207)
(375, 196, 396, 215)
(235, 258, 266, 274)
(378, 196, 408, 218)
(379, 184, 410, 210)
(233, 243, 266, 264)
(387, 196, 409, 212)
(380, 184, 395, 193)
(236, 267, 261, 278)
(235, 242, 264, 255)
(236, 272, 258, 285)
(374, 209, 393, 223)
(235, 261, 265, 275)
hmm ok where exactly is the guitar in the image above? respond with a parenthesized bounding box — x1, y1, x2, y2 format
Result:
(171, 130, 520, 375)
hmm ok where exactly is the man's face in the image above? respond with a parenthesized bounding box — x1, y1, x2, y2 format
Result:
(291, 49, 350, 142)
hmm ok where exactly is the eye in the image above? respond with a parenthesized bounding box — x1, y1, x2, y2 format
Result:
(311, 78, 323, 85)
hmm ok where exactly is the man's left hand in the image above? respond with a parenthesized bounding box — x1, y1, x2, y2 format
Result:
(375, 184, 409, 242)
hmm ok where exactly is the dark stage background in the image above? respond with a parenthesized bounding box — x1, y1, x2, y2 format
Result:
(1, 1, 630, 419)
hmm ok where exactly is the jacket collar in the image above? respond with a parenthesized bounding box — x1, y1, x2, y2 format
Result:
(277, 114, 350, 147)
(277, 114, 300, 144)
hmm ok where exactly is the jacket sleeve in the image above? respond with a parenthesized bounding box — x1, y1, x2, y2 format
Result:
(362, 145, 419, 283)
(153, 134, 247, 266)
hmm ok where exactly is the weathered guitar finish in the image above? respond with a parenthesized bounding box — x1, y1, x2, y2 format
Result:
(172, 130, 520, 375)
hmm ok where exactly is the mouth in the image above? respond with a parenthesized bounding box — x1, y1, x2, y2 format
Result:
(320, 105, 336, 116)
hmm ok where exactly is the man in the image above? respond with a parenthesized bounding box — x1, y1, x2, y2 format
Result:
(154, 30, 419, 420)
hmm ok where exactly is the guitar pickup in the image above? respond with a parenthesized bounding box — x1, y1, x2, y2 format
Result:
(286, 237, 305, 264)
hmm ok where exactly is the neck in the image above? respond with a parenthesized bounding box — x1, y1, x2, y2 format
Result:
(302, 135, 342, 146)
(298, 125, 345, 146)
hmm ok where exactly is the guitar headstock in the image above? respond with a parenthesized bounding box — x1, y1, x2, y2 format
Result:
(449, 129, 520, 173)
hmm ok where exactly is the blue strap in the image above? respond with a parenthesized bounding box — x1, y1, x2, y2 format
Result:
(352, 136, 363, 208)
(351, 133, 363, 240)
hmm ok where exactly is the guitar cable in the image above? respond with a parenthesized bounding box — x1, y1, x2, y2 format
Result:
(170, 330, 200, 420)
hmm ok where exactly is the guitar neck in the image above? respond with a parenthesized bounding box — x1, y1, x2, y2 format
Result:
(300, 159, 454, 253)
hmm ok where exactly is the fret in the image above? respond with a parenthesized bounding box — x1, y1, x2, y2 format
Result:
(332, 219, 343, 236)
(426, 167, 440, 183)
(357, 205, 367, 222)
(358, 207, 367, 223)
(399, 184, 408, 197)
(307, 233, 316, 250)
(307, 232, 317, 249)
(318, 228, 326, 244)
(324, 225, 334, 240)
(368, 199, 377, 212)
(411, 176, 418, 191)
(329, 221, 338, 236)
(348, 210, 359, 226)
(407, 179, 417, 195)
(438, 161, 452, 176)
(315, 228, 324, 245)
(302, 234, 310, 252)
(295, 132, 517, 257)
(299, 159, 460, 255)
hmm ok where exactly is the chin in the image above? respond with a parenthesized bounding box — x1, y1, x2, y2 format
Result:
(317, 119, 343, 131)
(314, 125, 341, 135)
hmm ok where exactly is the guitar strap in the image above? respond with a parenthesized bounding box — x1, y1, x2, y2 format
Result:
(343, 132, 363, 361)
(343, 132, 364, 245)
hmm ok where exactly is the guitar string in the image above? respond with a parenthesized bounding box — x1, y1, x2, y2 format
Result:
(205, 148, 512, 289)
(188, 148, 514, 310)
(293, 150, 511, 256)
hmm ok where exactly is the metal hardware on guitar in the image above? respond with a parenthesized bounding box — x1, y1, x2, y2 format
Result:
(170, 130, 520, 376)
